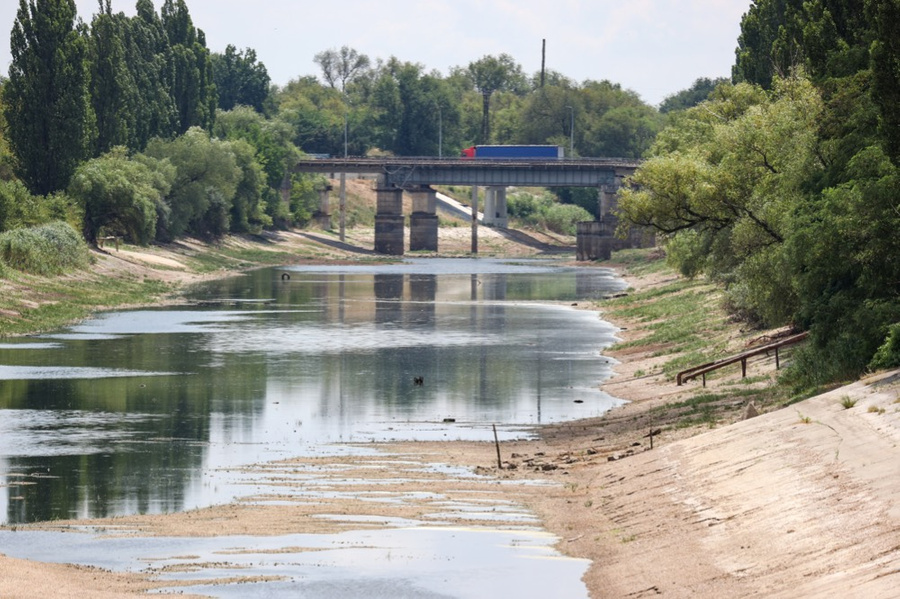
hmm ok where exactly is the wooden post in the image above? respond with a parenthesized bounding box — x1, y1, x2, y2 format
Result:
(492, 424, 502, 469)
(741, 358, 747, 378)
(775, 346, 780, 369)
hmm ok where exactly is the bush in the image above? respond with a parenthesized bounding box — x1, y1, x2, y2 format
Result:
(507, 190, 591, 234)
(0, 221, 91, 275)
(870, 323, 900, 371)
(542, 203, 592, 235)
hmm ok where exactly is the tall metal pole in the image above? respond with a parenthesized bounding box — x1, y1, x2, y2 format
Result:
(567, 105, 574, 158)
(471, 185, 478, 254)
(438, 105, 443, 158)
(340, 109, 348, 241)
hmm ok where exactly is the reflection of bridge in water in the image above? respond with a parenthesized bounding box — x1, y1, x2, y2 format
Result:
(292, 157, 642, 260)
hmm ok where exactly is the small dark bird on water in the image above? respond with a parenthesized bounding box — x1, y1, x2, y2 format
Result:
(413, 376, 424, 386)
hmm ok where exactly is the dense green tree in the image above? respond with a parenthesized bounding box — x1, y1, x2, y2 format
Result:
(68, 146, 164, 245)
(160, 0, 216, 133)
(868, 0, 900, 163)
(88, 1, 136, 155)
(212, 45, 270, 113)
(0, 79, 15, 181)
(516, 84, 577, 150)
(222, 138, 269, 233)
(3, 0, 93, 195)
(466, 54, 527, 143)
(786, 145, 900, 380)
(126, 0, 177, 148)
(659, 77, 729, 113)
(733, 0, 868, 88)
(275, 76, 347, 155)
(142, 127, 239, 240)
(618, 77, 824, 324)
(365, 59, 457, 156)
(214, 105, 299, 197)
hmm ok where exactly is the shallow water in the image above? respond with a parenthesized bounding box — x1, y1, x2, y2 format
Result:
(0, 525, 591, 598)
(0, 258, 624, 524)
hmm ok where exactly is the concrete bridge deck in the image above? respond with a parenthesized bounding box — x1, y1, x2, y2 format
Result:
(292, 156, 643, 259)
(294, 157, 640, 188)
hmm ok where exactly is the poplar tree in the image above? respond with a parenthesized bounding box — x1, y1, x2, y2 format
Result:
(160, 0, 216, 134)
(128, 0, 176, 147)
(89, 0, 135, 154)
(3, 0, 93, 195)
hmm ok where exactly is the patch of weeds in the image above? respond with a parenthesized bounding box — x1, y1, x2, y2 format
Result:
(840, 396, 857, 409)
(633, 369, 645, 377)
(650, 393, 727, 429)
(584, 500, 593, 508)
(797, 412, 812, 424)
(867, 405, 886, 415)
(620, 533, 637, 543)
(724, 374, 771, 386)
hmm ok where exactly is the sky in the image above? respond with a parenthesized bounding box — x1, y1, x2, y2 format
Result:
(0, 0, 753, 107)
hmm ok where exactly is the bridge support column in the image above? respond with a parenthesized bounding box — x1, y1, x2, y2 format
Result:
(482, 187, 508, 228)
(408, 185, 439, 252)
(577, 170, 654, 261)
(313, 184, 332, 229)
(578, 175, 623, 261)
(374, 186, 405, 255)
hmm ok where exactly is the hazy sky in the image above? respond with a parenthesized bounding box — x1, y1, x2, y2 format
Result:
(0, 0, 752, 106)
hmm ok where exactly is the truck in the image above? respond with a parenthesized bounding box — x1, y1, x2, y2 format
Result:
(460, 145, 564, 159)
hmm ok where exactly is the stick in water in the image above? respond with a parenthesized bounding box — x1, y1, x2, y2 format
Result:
(493, 424, 502, 469)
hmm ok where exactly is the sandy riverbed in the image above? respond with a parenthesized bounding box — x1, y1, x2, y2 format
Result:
(1, 226, 898, 598)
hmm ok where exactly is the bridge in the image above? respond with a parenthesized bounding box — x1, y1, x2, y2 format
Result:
(292, 157, 641, 259)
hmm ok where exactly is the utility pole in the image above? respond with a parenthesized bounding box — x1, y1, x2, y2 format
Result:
(566, 105, 574, 158)
(340, 110, 348, 242)
(540, 39, 546, 88)
(471, 185, 478, 254)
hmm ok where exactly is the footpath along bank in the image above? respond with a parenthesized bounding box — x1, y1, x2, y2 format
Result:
(0, 228, 898, 598)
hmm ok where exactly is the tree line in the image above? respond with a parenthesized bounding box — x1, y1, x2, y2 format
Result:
(0, 0, 670, 249)
(617, 0, 900, 385)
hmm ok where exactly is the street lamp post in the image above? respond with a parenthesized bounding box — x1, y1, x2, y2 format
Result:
(437, 104, 443, 158)
(566, 105, 574, 158)
(340, 109, 348, 242)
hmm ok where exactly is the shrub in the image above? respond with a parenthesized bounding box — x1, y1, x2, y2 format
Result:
(0, 221, 91, 275)
(542, 203, 592, 235)
(869, 323, 900, 371)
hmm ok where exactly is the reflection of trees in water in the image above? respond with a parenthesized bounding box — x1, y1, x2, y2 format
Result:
(2, 266, 623, 524)
(0, 332, 268, 524)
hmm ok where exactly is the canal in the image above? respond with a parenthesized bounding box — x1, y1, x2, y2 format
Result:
(0, 257, 626, 596)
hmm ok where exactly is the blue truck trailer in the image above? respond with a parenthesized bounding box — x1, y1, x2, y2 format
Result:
(460, 145, 564, 159)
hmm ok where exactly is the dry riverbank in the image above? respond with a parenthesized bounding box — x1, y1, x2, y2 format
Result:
(1, 226, 898, 598)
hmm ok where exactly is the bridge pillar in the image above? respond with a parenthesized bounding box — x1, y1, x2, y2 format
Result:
(578, 170, 654, 260)
(482, 187, 508, 228)
(374, 186, 405, 255)
(313, 184, 332, 229)
(407, 185, 439, 252)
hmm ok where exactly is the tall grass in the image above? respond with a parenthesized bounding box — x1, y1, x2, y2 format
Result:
(0, 221, 91, 275)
